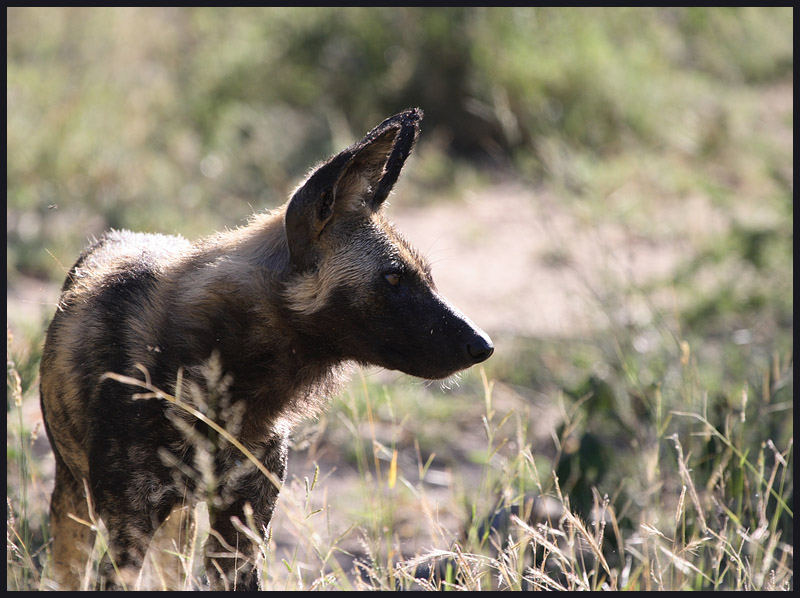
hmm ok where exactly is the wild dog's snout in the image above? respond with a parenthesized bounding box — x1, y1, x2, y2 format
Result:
(449, 307, 494, 367)
(402, 293, 494, 379)
(466, 328, 494, 364)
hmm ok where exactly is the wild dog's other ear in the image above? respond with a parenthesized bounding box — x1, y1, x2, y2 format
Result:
(285, 108, 423, 272)
(338, 108, 422, 211)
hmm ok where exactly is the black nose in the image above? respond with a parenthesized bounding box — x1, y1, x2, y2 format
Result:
(466, 332, 494, 363)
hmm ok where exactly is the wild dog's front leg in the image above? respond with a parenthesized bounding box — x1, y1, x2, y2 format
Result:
(205, 434, 288, 591)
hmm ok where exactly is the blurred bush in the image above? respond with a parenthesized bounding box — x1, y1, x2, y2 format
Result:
(6, 7, 793, 280)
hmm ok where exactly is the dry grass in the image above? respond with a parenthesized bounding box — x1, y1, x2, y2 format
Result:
(7, 333, 793, 590)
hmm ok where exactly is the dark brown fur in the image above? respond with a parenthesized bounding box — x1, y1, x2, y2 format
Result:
(40, 109, 493, 590)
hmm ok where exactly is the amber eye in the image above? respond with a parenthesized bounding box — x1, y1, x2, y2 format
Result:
(384, 272, 401, 286)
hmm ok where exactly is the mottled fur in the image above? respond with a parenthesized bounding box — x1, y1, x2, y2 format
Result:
(40, 109, 493, 590)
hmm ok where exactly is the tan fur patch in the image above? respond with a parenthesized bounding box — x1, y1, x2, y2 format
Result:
(284, 237, 379, 315)
(284, 212, 430, 315)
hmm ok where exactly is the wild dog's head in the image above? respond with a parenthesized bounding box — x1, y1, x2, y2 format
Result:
(284, 108, 493, 379)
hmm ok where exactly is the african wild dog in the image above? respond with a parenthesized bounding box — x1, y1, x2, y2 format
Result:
(40, 108, 493, 590)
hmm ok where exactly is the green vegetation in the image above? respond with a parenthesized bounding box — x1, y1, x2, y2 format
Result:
(7, 7, 792, 591)
(7, 7, 793, 280)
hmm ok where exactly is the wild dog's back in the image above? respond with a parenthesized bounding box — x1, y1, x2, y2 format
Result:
(40, 230, 191, 481)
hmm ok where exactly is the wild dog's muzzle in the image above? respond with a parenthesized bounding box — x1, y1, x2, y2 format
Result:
(466, 328, 494, 364)
(401, 291, 494, 379)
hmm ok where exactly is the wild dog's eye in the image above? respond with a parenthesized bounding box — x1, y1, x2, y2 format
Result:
(384, 272, 401, 286)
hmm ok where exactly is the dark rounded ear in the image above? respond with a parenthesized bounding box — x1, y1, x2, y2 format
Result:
(284, 108, 423, 272)
(284, 151, 355, 273)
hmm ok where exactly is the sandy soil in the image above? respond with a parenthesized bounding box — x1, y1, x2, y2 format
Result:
(389, 182, 699, 338)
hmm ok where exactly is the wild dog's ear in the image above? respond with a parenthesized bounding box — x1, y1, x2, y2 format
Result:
(285, 108, 422, 272)
(284, 151, 354, 272)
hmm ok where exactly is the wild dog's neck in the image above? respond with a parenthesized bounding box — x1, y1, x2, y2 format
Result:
(165, 207, 344, 437)
(193, 206, 292, 276)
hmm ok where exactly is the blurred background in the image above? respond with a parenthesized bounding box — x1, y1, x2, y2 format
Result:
(7, 7, 793, 590)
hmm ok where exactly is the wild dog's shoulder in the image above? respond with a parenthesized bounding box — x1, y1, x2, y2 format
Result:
(59, 229, 192, 303)
(83, 229, 192, 265)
